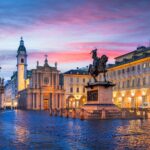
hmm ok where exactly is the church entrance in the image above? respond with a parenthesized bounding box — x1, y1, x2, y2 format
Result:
(43, 94, 50, 110)
(43, 99, 49, 110)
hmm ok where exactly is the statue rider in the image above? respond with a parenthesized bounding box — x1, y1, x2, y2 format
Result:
(91, 49, 99, 69)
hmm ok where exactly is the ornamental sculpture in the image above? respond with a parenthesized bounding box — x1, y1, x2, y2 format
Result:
(88, 48, 108, 82)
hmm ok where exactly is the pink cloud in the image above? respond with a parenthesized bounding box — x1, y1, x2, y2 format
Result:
(29, 48, 127, 64)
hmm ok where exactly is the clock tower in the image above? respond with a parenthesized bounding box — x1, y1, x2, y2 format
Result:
(17, 37, 27, 91)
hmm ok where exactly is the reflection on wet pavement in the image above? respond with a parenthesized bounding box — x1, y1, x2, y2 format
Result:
(0, 110, 150, 150)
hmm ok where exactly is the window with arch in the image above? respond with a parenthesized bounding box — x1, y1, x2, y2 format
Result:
(21, 58, 24, 63)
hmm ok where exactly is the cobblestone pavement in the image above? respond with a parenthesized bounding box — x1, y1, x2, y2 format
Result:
(0, 110, 150, 150)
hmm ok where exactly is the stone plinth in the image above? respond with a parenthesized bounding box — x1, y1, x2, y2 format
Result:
(83, 81, 121, 119)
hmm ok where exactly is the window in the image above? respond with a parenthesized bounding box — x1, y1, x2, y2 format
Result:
(76, 87, 79, 93)
(83, 87, 85, 93)
(44, 77, 49, 85)
(21, 58, 24, 63)
(118, 70, 121, 76)
(127, 68, 130, 73)
(132, 66, 135, 71)
(70, 87, 73, 93)
(132, 79, 135, 87)
(137, 78, 140, 87)
(113, 71, 116, 77)
(122, 69, 125, 74)
(118, 82, 120, 89)
(83, 78, 85, 83)
(143, 63, 146, 69)
(77, 78, 79, 83)
(127, 80, 130, 88)
(137, 65, 140, 70)
(122, 81, 125, 88)
(143, 77, 146, 85)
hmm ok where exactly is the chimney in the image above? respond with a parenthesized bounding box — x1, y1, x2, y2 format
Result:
(37, 61, 39, 67)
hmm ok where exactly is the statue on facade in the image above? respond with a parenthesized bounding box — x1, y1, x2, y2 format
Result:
(88, 48, 108, 82)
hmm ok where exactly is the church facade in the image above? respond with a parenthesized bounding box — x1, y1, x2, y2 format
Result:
(18, 57, 65, 110)
(5, 38, 65, 110)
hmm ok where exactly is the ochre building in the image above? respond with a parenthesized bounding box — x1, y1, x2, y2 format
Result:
(106, 46, 150, 108)
(63, 68, 90, 109)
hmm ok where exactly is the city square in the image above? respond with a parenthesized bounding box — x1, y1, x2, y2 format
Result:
(0, 0, 150, 149)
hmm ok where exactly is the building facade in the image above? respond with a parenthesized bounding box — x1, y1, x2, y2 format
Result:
(106, 46, 150, 108)
(63, 68, 90, 109)
(5, 37, 64, 110)
(18, 57, 64, 110)
(0, 78, 4, 109)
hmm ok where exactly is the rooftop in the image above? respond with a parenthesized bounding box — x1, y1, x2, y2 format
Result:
(64, 68, 89, 75)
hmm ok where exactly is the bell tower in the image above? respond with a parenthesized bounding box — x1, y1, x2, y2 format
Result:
(17, 37, 27, 91)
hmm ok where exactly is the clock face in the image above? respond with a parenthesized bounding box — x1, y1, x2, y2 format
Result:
(44, 77, 49, 85)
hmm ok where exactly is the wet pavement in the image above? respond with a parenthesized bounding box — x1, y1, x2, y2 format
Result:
(0, 110, 150, 150)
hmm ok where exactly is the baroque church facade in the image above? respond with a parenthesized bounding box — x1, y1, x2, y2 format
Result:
(5, 38, 65, 110)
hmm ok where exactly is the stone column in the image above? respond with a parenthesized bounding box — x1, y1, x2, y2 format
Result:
(36, 93, 40, 110)
(52, 93, 55, 109)
(52, 73, 54, 87)
(40, 93, 43, 110)
(55, 94, 58, 109)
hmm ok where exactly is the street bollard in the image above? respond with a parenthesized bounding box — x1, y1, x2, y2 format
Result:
(80, 109, 85, 120)
(60, 108, 63, 117)
(65, 109, 69, 118)
(101, 108, 106, 119)
(54, 108, 57, 116)
(122, 109, 126, 119)
(72, 108, 76, 119)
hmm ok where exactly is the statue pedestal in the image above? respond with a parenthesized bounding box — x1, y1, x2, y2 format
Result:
(83, 81, 121, 119)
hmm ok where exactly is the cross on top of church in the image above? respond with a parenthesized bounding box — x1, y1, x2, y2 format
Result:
(44, 54, 49, 67)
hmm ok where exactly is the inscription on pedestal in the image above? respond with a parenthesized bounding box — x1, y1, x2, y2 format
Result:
(87, 90, 98, 101)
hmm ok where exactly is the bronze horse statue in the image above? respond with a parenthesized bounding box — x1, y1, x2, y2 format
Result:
(88, 49, 108, 82)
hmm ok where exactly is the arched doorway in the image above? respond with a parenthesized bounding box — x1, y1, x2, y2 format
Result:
(67, 96, 75, 109)
(79, 96, 86, 108)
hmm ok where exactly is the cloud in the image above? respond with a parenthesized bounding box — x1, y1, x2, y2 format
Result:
(0, 0, 150, 79)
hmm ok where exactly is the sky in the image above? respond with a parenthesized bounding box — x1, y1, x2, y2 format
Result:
(0, 0, 150, 80)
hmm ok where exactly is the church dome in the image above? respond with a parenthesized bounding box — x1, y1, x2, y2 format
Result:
(17, 37, 26, 53)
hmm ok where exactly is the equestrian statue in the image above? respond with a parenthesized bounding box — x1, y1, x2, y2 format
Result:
(88, 48, 108, 82)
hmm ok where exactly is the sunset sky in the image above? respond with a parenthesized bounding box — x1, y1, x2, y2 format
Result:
(0, 0, 150, 80)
